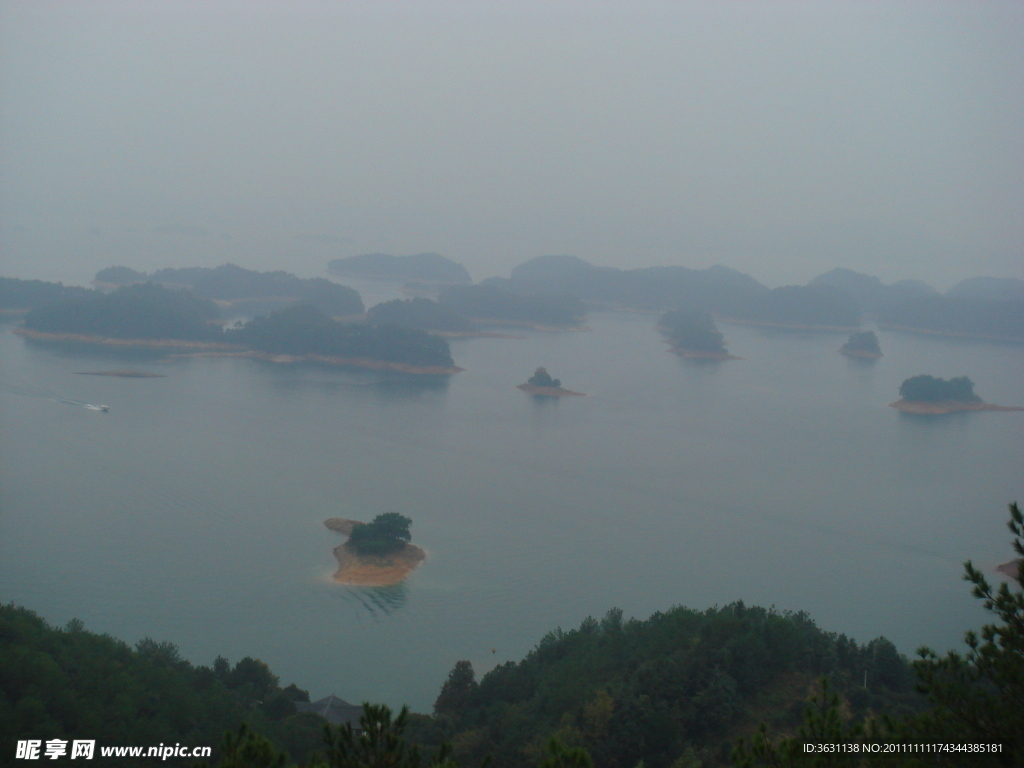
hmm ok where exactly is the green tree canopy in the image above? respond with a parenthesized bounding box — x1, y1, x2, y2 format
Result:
(899, 375, 980, 403)
(347, 513, 413, 557)
(527, 368, 561, 388)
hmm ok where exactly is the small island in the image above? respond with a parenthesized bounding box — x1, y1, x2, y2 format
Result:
(658, 309, 737, 359)
(516, 367, 585, 396)
(839, 330, 882, 359)
(15, 284, 461, 375)
(324, 513, 425, 586)
(889, 375, 1023, 415)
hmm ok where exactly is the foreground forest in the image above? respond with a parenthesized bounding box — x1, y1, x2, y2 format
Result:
(2, 504, 1022, 766)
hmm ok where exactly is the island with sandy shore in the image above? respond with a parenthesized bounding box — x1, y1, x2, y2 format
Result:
(889, 374, 1023, 415)
(839, 330, 882, 359)
(517, 367, 585, 397)
(658, 309, 739, 360)
(17, 283, 461, 375)
(324, 515, 425, 586)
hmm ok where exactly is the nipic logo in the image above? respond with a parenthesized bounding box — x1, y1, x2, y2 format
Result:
(15, 740, 95, 760)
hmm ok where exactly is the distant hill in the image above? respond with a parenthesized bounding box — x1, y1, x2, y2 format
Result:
(810, 268, 937, 314)
(946, 276, 1024, 302)
(94, 264, 364, 317)
(808, 269, 1024, 341)
(0, 277, 95, 312)
(878, 296, 1024, 341)
(728, 284, 861, 328)
(484, 256, 766, 313)
(327, 253, 472, 284)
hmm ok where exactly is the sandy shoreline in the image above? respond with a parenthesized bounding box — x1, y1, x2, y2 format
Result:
(14, 328, 461, 375)
(324, 517, 426, 586)
(14, 327, 239, 350)
(516, 383, 586, 396)
(889, 399, 1024, 415)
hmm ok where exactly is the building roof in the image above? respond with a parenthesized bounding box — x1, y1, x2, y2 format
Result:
(295, 695, 364, 727)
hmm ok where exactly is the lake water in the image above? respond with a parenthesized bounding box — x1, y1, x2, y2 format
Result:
(1, 300, 1022, 711)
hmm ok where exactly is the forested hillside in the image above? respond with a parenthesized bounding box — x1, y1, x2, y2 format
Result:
(416, 604, 922, 768)
(0, 605, 324, 767)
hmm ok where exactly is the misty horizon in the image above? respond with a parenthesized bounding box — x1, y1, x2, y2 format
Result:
(1, 1, 1021, 292)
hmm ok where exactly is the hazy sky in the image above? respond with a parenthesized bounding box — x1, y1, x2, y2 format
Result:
(1, 1, 1021, 289)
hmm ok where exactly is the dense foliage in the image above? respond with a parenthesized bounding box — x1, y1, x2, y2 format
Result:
(419, 604, 920, 768)
(658, 309, 727, 353)
(0, 605, 325, 767)
(527, 368, 562, 388)
(898, 375, 980, 403)
(95, 264, 364, 317)
(22, 283, 223, 340)
(731, 285, 861, 328)
(439, 285, 586, 327)
(229, 305, 455, 368)
(327, 253, 472, 284)
(0, 277, 94, 311)
(347, 513, 414, 557)
(733, 502, 1024, 767)
(367, 299, 473, 332)
(840, 331, 881, 355)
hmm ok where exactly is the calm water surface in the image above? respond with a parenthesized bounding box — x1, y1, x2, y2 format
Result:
(1, 309, 1022, 710)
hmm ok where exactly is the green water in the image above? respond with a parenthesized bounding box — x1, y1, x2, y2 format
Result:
(1, 312, 1021, 710)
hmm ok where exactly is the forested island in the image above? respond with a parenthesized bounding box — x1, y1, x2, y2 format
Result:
(21, 282, 225, 342)
(94, 264, 364, 317)
(230, 304, 458, 372)
(839, 330, 882, 358)
(16, 284, 459, 374)
(0, 276, 95, 313)
(484, 255, 767, 313)
(439, 284, 586, 328)
(516, 367, 584, 396)
(890, 374, 1023, 415)
(366, 297, 474, 333)
(324, 513, 425, 586)
(327, 253, 472, 284)
(658, 309, 736, 359)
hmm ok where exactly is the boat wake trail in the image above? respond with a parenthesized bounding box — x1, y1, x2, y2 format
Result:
(0, 380, 108, 412)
